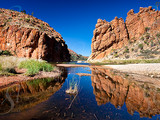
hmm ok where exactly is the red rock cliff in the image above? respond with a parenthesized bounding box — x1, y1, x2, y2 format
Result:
(88, 7, 160, 61)
(0, 8, 70, 62)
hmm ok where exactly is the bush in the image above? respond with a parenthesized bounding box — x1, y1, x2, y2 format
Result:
(138, 44, 143, 50)
(114, 54, 119, 58)
(124, 47, 129, 53)
(140, 37, 144, 40)
(25, 18, 30, 22)
(0, 50, 12, 56)
(19, 60, 54, 76)
(131, 48, 134, 51)
(145, 33, 150, 39)
(145, 27, 150, 32)
(156, 33, 160, 38)
(21, 10, 26, 14)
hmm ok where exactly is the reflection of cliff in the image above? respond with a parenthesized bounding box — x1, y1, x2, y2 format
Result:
(0, 71, 67, 114)
(91, 68, 160, 118)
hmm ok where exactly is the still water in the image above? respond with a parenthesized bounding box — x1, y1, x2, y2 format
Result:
(0, 65, 160, 120)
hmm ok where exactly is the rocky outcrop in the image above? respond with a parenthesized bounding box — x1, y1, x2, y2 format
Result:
(88, 7, 160, 62)
(69, 49, 88, 61)
(91, 67, 160, 118)
(0, 8, 70, 62)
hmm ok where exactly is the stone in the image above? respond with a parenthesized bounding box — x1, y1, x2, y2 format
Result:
(88, 7, 160, 62)
(0, 8, 70, 62)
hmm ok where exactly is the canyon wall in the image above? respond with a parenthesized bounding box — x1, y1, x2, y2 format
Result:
(88, 6, 160, 62)
(0, 8, 70, 62)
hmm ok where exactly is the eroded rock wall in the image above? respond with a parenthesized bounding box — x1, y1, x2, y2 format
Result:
(88, 7, 160, 61)
(0, 8, 70, 62)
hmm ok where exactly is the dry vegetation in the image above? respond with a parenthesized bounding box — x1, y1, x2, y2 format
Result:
(0, 56, 54, 76)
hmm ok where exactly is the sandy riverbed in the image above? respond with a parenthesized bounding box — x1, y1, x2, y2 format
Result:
(105, 63, 160, 77)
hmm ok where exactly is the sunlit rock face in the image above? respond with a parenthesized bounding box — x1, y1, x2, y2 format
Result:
(88, 6, 160, 61)
(91, 67, 160, 118)
(0, 73, 67, 114)
(0, 8, 70, 62)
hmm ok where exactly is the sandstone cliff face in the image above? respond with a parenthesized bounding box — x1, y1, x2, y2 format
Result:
(0, 8, 70, 62)
(91, 67, 160, 118)
(88, 7, 160, 61)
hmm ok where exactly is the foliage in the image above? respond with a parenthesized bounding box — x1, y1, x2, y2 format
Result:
(0, 50, 12, 56)
(140, 37, 144, 40)
(21, 10, 26, 14)
(31, 12, 34, 16)
(124, 46, 129, 53)
(19, 60, 54, 76)
(145, 33, 150, 39)
(144, 40, 149, 45)
(138, 44, 143, 50)
(131, 48, 134, 51)
(156, 33, 160, 38)
(25, 18, 30, 22)
(114, 54, 119, 58)
(145, 27, 150, 32)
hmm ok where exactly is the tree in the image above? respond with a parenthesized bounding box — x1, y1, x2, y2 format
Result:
(21, 10, 26, 14)
(156, 2, 160, 11)
(31, 12, 34, 16)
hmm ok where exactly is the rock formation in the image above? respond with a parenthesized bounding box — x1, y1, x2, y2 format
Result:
(91, 67, 160, 118)
(88, 7, 160, 62)
(0, 8, 70, 62)
(69, 49, 88, 61)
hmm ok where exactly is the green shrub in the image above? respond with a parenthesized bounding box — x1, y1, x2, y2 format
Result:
(138, 44, 143, 50)
(145, 33, 150, 39)
(114, 54, 119, 58)
(156, 33, 160, 38)
(0, 50, 12, 56)
(0, 10, 2, 14)
(140, 37, 144, 40)
(145, 27, 150, 32)
(25, 18, 30, 22)
(131, 48, 134, 51)
(124, 46, 129, 53)
(19, 60, 54, 76)
(4, 68, 16, 74)
(21, 10, 26, 14)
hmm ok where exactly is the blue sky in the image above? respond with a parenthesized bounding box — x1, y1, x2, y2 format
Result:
(0, 0, 159, 56)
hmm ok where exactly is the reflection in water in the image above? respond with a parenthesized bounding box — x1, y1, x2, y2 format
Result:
(0, 70, 67, 115)
(0, 66, 160, 120)
(91, 67, 160, 118)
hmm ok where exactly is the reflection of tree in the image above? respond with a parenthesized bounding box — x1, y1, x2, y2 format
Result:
(90, 67, 160, 118)
(0, 73, 67, 114)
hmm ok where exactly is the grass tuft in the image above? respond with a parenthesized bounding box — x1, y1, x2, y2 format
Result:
(19, 60, 54, 76)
